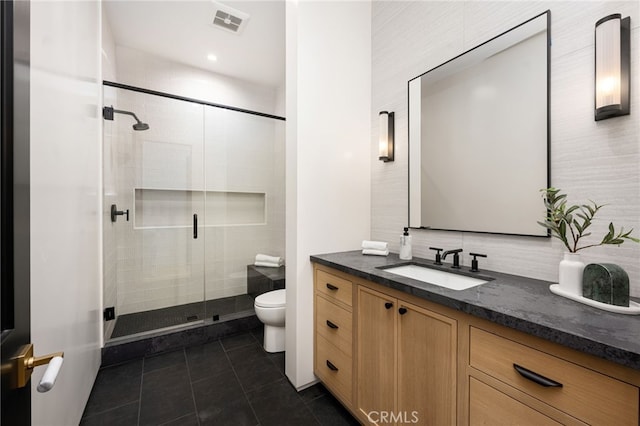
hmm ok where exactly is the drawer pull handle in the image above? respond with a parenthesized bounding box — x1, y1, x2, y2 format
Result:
(384, 302, 393, 309)
(513, 364, 563, 388)
(326, 283, 339, 291)
(326, 360, 339, 371)
(326, 320, 339, 329)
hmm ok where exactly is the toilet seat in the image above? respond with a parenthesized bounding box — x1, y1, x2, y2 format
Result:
(255, 289, 286, 308)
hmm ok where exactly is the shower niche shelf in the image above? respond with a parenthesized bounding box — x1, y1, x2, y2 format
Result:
(134, 187, 266, 229)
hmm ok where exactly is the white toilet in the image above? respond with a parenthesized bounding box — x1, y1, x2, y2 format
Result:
(254, 289, 286, 353)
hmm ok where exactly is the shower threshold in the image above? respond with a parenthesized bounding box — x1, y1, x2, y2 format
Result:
(109, 294, 255, 339)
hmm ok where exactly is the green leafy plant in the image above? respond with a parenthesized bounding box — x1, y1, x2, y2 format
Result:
(538, 188, 639, 253)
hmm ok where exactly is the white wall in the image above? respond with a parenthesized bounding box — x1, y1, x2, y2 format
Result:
(115, 45, 281, 117)
(285, 1, 372, 389)
(102, 10, 117, 82)
(30, 1, 102, 424)
(371, 1, 640, 295)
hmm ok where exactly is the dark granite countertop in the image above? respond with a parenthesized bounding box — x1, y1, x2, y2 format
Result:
(310, 250, 640, 371)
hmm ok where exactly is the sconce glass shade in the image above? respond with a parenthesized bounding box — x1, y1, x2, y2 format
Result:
(595, 14, 630, 121)
(378, 111, 394, 162)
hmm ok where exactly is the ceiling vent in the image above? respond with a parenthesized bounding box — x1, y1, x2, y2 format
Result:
(211, 2, 250, 35)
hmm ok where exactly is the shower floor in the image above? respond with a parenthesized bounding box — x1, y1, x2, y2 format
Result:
(111, 294, 255, 338)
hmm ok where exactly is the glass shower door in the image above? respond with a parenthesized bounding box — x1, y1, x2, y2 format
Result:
(104, 87, 206, 340)
(202, 106, 285, 321)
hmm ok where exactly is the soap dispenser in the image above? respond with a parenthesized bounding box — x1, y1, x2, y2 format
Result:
(399, 227, 412, 260)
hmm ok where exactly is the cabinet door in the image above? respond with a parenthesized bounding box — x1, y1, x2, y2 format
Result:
(398, 301, 457, 425)
(357, 286, 397, 423)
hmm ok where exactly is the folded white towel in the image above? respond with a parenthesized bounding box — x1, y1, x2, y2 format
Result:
(362, 248, 389, 256)
(255, 261, 283, 268)
(255, 254, 284, 265)
(362, 240, 388, 251)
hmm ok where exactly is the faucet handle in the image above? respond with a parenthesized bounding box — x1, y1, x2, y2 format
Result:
(469, 253, 487, 272)
(451, 252, 461, 269)
(429, 247, 443, 265)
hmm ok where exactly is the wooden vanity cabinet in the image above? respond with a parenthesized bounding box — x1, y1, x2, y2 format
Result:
(312, 263, 640, 426)
(314, 267, 355, 406)
(313, 264, 457, 425)
(356, 285, 457, 425)
(464, 322, 640, 426)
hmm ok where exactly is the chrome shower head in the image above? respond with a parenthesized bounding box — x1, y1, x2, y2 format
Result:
(103, 106, 150, 131)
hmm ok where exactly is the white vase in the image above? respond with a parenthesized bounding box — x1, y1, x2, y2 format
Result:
(558, 252, 585, 296)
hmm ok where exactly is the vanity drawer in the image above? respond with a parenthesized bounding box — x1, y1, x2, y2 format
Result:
(316, 295, 352, 355)
(469, 327, 639, 425)
(469, 377, 563, 426)
(316, 333, 352, 404)
(315, 270, 353, 307)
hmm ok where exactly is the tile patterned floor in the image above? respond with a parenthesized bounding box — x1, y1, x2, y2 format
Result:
(81, 327, 359, 426)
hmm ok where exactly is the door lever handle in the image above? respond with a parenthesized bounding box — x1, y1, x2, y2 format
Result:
(36, 356, 64, 393)
(12, 343, 64, 391)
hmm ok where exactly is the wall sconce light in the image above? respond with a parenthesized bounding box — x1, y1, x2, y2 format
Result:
(378, 111, 394, 162)
(595, 14, 630, 121)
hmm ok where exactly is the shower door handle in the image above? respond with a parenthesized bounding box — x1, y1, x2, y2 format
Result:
(193, 214, 198, 239)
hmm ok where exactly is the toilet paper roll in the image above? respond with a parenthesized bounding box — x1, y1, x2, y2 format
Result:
(37, 356, 64, 393)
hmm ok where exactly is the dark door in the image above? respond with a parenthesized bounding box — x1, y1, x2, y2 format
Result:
(1, 0, 30, 424)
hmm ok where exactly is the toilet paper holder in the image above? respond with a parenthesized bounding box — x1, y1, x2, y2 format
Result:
(11, 343, 64, 392)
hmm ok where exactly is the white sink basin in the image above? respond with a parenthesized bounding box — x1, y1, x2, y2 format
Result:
(381, 264, 490, 291)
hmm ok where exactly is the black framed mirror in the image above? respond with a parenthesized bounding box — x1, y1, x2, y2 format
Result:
(408, 10, 550, 237)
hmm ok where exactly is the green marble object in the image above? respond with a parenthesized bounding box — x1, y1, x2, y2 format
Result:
(582, 263, 630, 307)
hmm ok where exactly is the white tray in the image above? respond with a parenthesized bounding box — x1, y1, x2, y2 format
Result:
(549, 284, 640, 315)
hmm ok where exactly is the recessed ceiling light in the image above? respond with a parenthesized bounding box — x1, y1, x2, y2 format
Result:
(207, 54, 218, 62)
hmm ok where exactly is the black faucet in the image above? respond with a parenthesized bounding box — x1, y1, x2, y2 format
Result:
(441, 248, 463, 269)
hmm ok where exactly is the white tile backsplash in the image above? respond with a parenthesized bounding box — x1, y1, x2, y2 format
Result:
(371, 1, 640, 295)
